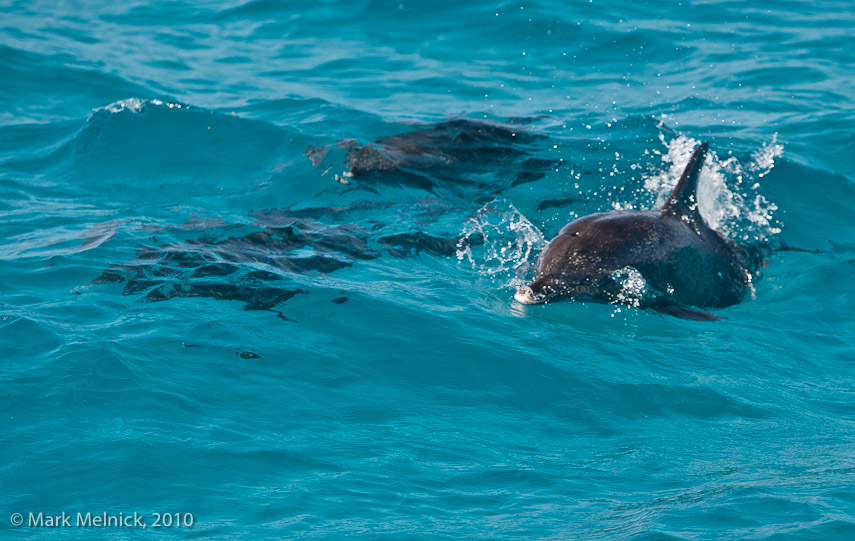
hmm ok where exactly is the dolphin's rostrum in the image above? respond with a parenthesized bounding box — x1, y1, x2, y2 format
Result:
(515, 142, 758, 320)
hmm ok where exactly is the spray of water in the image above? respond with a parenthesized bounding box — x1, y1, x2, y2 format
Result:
(456, 199, 546, 288)
(642, 133, 782, 243)
(608, 266, 650, 307)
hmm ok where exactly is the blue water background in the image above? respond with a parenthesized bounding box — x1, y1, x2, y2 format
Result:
(1, 0, 854, 538)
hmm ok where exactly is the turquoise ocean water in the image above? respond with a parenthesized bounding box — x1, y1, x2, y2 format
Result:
(2, 1, 854, 538)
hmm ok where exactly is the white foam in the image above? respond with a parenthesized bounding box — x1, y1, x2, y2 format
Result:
(95, 98, 147, 114)
(91, 98, 191, 117)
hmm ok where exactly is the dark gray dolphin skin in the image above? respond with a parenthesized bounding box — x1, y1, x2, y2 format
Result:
(514, 142, 756, 321)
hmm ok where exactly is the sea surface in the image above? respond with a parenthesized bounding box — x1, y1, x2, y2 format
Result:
(1, 1, 854, 539)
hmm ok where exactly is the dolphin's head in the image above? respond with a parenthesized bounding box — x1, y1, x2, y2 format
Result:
(514, 212, 643, 305)
(514, 276, 559, 304)
(514, 273, 605, 304)
(514, 232, 609, 304)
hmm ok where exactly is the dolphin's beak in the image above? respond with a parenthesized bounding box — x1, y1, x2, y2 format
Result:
(514, 285, 541, 304)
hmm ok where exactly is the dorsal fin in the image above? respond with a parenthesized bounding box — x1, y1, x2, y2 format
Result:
(662, 141, 708, 218)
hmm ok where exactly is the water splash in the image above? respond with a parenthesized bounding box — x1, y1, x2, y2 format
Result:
(456, 199, 545, 287)
(608, 266, 650, 307)
(642, 134, 782, 243)
(749, 133, 783, 178)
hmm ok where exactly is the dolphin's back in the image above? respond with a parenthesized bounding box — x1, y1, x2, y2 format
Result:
(634, 213, 748, 307)
(558, 210, 749, 307)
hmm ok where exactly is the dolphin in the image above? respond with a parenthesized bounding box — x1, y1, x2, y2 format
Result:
(514, 142, 758, 321)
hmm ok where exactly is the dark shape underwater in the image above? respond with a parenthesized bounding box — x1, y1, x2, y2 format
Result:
(337, 119, 561, 193)
(96, 204, 480, 313)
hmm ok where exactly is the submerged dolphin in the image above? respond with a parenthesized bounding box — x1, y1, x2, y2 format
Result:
(514, 142, 757, 320)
